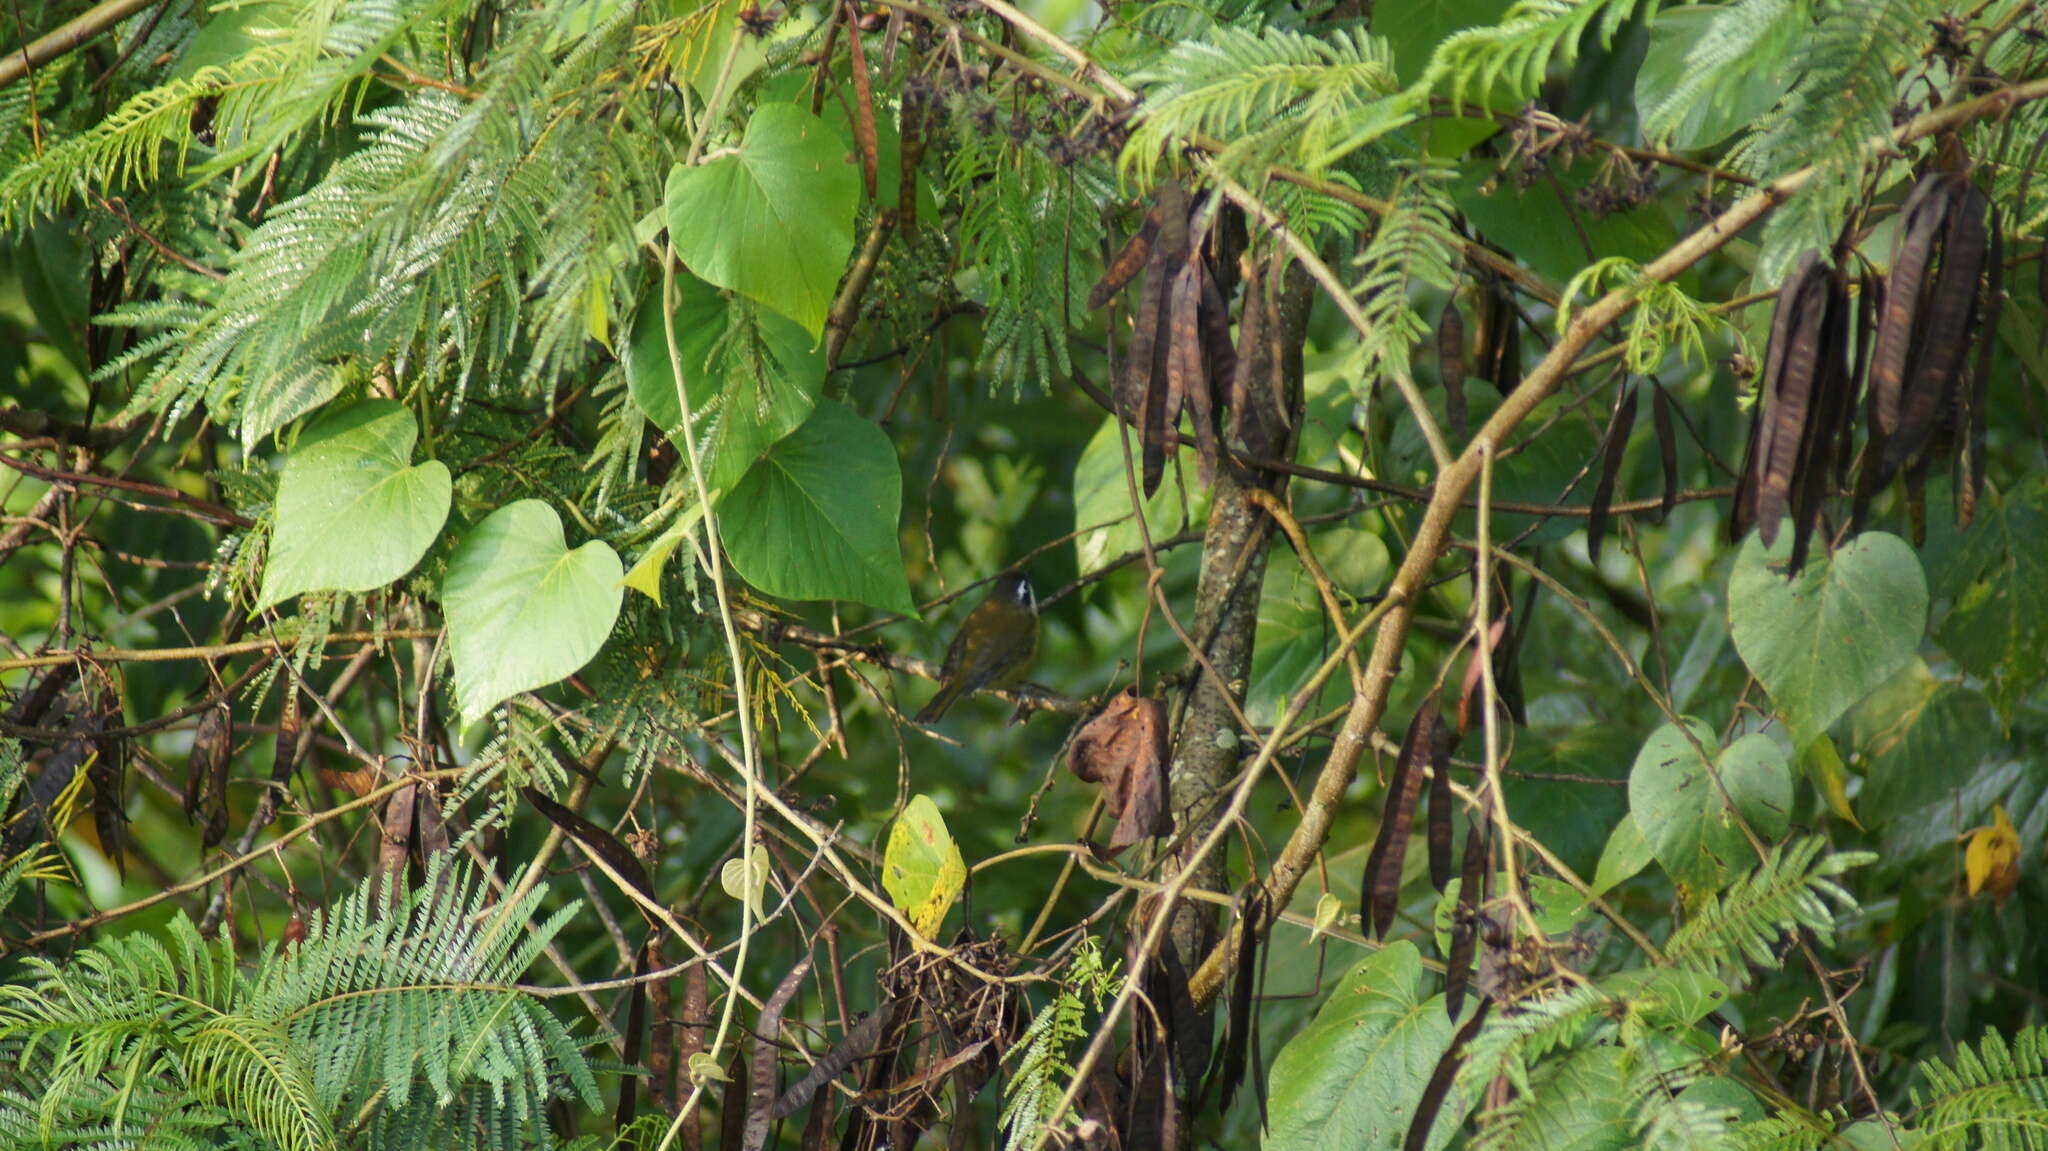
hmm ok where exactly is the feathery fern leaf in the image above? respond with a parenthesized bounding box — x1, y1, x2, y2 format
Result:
(1664, 838, 1874, 977)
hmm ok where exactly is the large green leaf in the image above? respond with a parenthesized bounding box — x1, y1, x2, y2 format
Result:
(1635, 2, 1798, 150)
(1932, 479, 2048, 719)
(1071, 413, 1211, 575)
(1249, 537, 1389, 724)
(1728, 530, 1927, 742)
(664, 103, 860, 337)
(1629, 721, 1792, 889)
(625, 270, 824, 495)
(1504, 725, 1636, 877)
(257, 400, 451, 610)
(1505, 1046, 1635, 1151)
(720, 401, 916, 614)
(1265, 942, 1476, 1151)
(1374, 0, 1515, 85)
(443, 500, 624, 725)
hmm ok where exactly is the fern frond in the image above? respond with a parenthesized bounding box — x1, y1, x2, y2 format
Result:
(1419, 0, 1659, 112)
(1125, 26, 1409, 183)
(1638, 0, 1800, 145)
(0, 856, 598, 1148)
(1349, 162, 1461, 385)
(1664, 838, 1874, 977)
(1913, 1026, 2048, 1151)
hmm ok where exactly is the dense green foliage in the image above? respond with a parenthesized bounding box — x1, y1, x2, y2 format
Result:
(2, 0, 2047, 1147)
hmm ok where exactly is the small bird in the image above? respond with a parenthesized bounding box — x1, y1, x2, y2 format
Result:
(914, 571, 1039, 724)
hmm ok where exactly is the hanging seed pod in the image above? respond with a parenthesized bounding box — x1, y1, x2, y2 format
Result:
(1168, 258, 1217, 487)
(1438, 301, 1468, 438)
(1884, 181, 1988, 473)
(1869, 175, 1958, 442)
(1444, 814, 1488, 1019)
(1843, 267, 1881, 490)
(1788, 264, 1854, 575)
(1587, 382, 1640, 565)
(1362, 700, 1446, 939)
(1760, 254, 1831, 547)
(1652, 382, 1678, 523)
(1957, 208, 2003, 530)
(1091, 209, 1161, 310)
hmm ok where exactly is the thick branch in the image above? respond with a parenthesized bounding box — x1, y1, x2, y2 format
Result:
(0, 0, 158, 89)
(1184, 73, 2048, 1009)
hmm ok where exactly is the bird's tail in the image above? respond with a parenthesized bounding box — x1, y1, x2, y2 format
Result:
(914, 683, 963, 725)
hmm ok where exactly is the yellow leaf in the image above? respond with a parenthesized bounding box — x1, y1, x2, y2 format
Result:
(621, 504, 709, 606)
(1311, 892, 1342, 942)
(1799, 735, 1860, 829)
(882, 794, 966, 939)
(1963, 804, 2020, 903)
(720, 844, 770, 913)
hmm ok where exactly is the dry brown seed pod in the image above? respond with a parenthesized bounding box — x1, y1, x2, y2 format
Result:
(1757, 254, 1832, 547)
(1869, 174, 1957, 440)
(1588, 382, 1639, 564)
(1885, 182, 1987, 473)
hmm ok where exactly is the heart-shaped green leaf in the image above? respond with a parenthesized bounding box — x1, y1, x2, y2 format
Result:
(258, 400, 451, 610)
(625, 270, 823, 495)
(720, 401, 915, 614)
(1265, 942, 1476, 1151)
(1629, 720, 1792, 889)
(665, 103, 860, 337)
(1729, 529, 1927, 742)
(444, 500, 623, 725)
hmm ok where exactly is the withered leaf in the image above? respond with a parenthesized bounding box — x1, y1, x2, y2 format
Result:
(1587, 383, 1639, 565)
(1363, 699, 1446, 939)
(1067, 688, 1174, 854)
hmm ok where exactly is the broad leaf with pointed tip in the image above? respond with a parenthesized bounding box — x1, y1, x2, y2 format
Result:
(1729, 530, 1927, 742)
(721, 401, 915, 614)
(258, 400, 450, 610)
(625, 270, 823, 495)
(1265, 942, 1476, 1151)
(665, 103, 859, 336)
(444, 500, 623, 725)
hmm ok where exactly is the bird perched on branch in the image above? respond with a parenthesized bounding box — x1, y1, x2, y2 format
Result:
(914, 571, 1039, 724)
